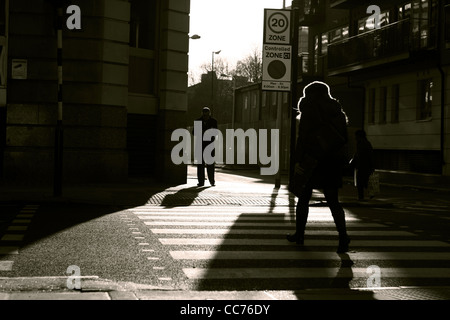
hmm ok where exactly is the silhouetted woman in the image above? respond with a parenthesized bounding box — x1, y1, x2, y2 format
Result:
(287, 81, 350, 253)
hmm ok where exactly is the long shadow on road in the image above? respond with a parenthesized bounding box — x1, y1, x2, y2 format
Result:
(190, 188, 376, 300)
(0, 180, 172, 285)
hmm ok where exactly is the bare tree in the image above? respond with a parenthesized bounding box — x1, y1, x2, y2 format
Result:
(200, 56, 232, 79)
(234, 47, 262, 83)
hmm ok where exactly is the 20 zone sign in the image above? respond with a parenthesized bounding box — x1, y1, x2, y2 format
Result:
(269, 12, 289, 33)
(264, 9, 291, 45)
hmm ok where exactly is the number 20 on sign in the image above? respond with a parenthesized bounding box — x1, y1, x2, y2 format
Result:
(264, 9, 291, 45)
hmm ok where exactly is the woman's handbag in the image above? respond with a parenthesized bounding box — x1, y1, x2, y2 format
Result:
(288, 155, 318, 197)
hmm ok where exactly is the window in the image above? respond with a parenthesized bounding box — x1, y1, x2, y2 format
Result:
(391, 84, 400, 123)
(0, 0, 7, 88)
(314, 35, 319, 73)
(417, 79, 433, 120)
(271, 92, 277, 120)
(328, 26, 349, 44)
(283, 92, 289, 103)
(128, 0, 158, 96)
(130, 0, 157, 50)
(399, 2, 412, 20)
(411, 0, 437, 49)
(252, 92, 257, 109)
(445, 4, 450, 47)
(271, 92, 277, 106)
(303, 0, 322, 15)
(358, 10, 390, 33)
(0, 0, 6, 36)
(379, 87, 387, 124)
(368, 88, 376, 124)
(321, 33, 328, 55)
(298, 27, 309, 54)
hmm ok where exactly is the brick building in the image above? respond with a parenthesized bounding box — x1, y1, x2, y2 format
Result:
(0, 0, 191, 186)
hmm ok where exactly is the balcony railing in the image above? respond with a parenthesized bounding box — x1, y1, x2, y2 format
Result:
(328, 19, 436, 73)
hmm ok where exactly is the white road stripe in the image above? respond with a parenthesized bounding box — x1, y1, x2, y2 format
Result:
(7, 226, 28, 231)
(0, 247, 19, 254)
(130, 207, 353, 215)
(133, 210, 353, 216)
(16, 214, 34, 218)
(0, 234, 24, 241)
(11, 219, 31, 224)
(145, 221, 382, 227)
(138, 215, 294, 220)
(150, 229, 415, 236)
(138, 216, 362, 222)
(159, 238, 450, 247)
(130, 207, 297, 213)
(182, 267, 450, 279)
(147, 221, 291, 227)
(170, 251, 450, 260)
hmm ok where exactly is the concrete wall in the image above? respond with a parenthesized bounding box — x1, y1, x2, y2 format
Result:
(152, 0, 190, 184)
(4, 0, 129, 184)
(364, 69, 443, 151)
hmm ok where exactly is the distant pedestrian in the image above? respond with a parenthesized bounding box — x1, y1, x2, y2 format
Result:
(195, 106, 218, 186)
(350, 130, 374, 201)
(287, 81, 350, 253)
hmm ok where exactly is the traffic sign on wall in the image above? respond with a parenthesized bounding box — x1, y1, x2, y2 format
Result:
(262, 9, 292, 91)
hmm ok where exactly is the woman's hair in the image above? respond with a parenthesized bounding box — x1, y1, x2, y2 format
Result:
(297, 81, 348, 124)
(303, 81, 332, 100)
(297, 81, 334, 111)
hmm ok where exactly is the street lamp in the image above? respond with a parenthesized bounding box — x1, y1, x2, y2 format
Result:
(189, 34, 201, 39)
(211, 50, 221, 108)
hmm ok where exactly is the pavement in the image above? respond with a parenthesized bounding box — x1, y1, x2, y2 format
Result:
(1, 165, 450, 301)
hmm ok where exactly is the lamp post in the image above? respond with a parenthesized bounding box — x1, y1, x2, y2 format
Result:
(220, 73, 236, 129)
(211, 50, 221, 108)
(289, 0, 300, 188)
(189, 34, 201, 40)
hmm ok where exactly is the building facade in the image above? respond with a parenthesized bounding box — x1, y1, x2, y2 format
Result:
(232, 0, 450, 178)
(0, 0, 191, 185)
(305, 0, 450, 176)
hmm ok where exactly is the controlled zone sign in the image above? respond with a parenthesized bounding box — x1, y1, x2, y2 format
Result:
(262, 9, 292, 91)
(262, 45, 291, 91)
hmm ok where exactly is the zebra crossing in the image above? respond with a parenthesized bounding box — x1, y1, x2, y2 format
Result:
(0, 204, 39, 272)
(128, 204, 450, 290)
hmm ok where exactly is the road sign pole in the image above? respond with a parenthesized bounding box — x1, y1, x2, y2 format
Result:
(263, 8, 292, 187)
(289, 0, 300, 186)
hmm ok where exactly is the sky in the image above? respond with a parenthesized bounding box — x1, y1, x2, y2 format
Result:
(188, 0, 286, 84)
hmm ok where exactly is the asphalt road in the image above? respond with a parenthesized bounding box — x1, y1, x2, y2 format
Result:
(1, 172, 450, 295)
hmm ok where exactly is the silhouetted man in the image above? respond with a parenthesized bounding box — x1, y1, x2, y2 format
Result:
(195, 106, 218, 186)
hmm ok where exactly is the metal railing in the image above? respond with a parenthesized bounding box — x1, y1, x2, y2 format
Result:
(327, 19, 434, 71)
